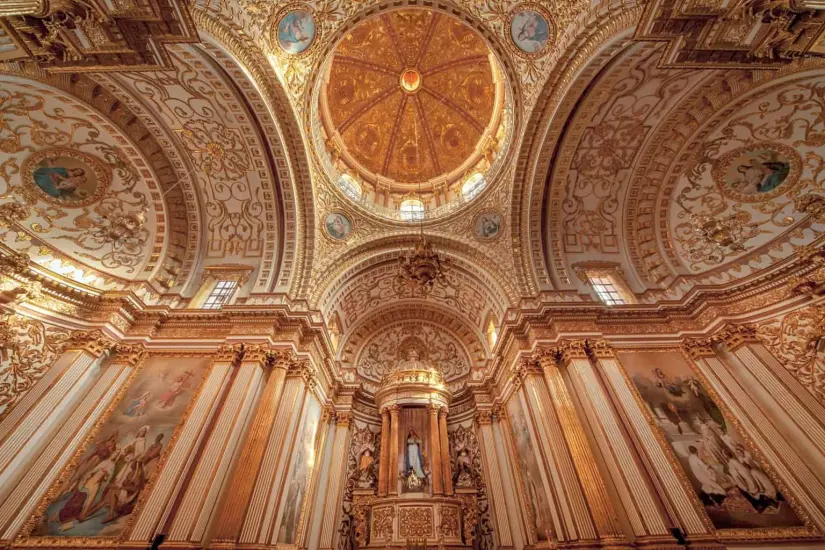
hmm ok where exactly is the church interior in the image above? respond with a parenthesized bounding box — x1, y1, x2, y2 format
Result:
(3, 1, 825, 549)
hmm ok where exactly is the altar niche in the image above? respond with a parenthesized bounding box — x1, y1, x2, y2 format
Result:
(351, 346, 472, 548)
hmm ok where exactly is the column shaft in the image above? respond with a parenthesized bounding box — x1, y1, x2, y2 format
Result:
(378, 409, 390, 496)
(429, 405, 443, 494)
(389, 406, 400, 495)
(212, 355, 287, 542)
(475, 414, 513, 548)
(318, 416, 352, 550)
(439, 408, 453, 495)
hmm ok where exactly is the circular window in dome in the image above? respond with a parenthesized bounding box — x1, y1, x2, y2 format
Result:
(337, 173, 362, 200)
(462, 173, 486, 200)
(399, 199, 425, 222)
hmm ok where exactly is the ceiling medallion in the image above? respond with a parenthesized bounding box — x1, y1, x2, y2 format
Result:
(400, 69, 422, 93)
(394, 237, 451, 298)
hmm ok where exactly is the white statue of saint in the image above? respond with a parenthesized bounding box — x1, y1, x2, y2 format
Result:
(405, 429, 425, 479)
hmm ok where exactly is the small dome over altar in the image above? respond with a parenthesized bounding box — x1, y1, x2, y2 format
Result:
(374, 341, 451, 410)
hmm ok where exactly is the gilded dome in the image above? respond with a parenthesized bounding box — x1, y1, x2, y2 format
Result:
(320, 9, 505, 198)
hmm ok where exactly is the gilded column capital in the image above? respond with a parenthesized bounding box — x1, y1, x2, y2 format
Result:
(491, 405, 507, 422)
(714, 323, 758, 351)
(586, 339, 615, 359)
(268, 348, 296, 370)
(290, 361, 317, 390)
(426, 403, 441, 414)
(322, 405, 337, 423)
(336, 411, 353, 427)
(215, 342, 244, 363)
(474, 410, 493, 426)
(438, 406, 449, 418)
(240, 343, 272, 366)
(557, 339, 589, 364)
(389, 404, 401, 416)
(0, 251, 31, 279)
(113, 343, 147, 367)
(513, 357, 542, 388)
(65, 330, 115, 357)
(682, 337, 715, 359)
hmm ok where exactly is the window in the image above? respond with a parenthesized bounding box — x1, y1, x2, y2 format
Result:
(337, 174, 361, 200)
(461, 173, 486, 200)
(201, 280, 238, 310)
(399, 199, 425, 221)
(589, 274, 627, 306)
(486, 316, 498, 348)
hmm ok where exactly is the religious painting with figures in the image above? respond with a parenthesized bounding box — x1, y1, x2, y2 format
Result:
(397, 407, 431, 494)
(30, 356, 210, 538)
(510, 7, 552, 55)
(506, 392, 552, 542)
(714, 143, 800, 202)
(617, 351, 804, 530)
(23, 148, 109, 207)
(276, 10, 316, 55)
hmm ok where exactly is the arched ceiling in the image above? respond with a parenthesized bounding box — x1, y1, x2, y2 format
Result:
(530, 40, 825, 302)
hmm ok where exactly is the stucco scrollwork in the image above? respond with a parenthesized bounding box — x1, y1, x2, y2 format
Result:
(356, 323, 470, 382)
(754, 305, 825, 405)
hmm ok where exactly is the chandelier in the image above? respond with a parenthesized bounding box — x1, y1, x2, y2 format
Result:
(685, 210, 758, 261)
(394, 237, 450, 297)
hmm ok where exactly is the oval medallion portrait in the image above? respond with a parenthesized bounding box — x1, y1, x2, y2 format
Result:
(22, 148, 109, 207)
(276, 9, 316, 55)
(325, 212, 353, 241)
(509, 5, 552, 57)
(473, 211, 502, 240)
(713, 142, 801, 203)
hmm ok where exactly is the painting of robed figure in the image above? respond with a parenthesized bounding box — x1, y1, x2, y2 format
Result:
(30, 356, 209, 539)
(618, 351, 804, 531)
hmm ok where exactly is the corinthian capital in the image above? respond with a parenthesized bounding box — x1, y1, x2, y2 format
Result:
(682, 337, 715, 360)
(65, 330, 115, 356)
(714, 323, 757, 351)
(113, 343, 147, 367)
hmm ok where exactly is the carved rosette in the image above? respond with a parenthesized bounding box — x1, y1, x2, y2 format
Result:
(65, 330, 115, 357)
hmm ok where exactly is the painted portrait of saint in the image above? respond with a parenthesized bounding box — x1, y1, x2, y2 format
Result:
(716, 145, 799, 201)
(618, 351, 804, 530)
(325, 212, 352, 240)
(510, 9, 551, 54)
(31, 357, 209, 539)
(507, 393, 552, 542)
(474, 212, 501, 239)
(24, 149, 107, 206)
(277, 10, 316, 55)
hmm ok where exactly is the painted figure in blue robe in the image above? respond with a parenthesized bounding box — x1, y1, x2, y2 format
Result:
(33, 162, 87, 199)
(405, 429, 425, 478)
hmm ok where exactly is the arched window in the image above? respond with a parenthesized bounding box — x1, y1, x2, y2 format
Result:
(486, 316, 498, 349)
(399, 199, 425, 221)
(461, 172, 486, 200)
(337, 173, 361, 200)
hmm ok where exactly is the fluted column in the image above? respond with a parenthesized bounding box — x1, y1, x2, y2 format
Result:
(317, 413, 352, 550)
(429, 404, 443, 494)
(439, 407, 453, 495)
(389, 405, 400, 495)
(475, 410, 514, 549)
(716, 324, 825, 479)
(167, 344, 273, 544)
(0, 342, 141, 540)
(491, 407, 526, 549)
(210, 348, 291, 545)
(685, 339, 825, 529)
(378, 408, 390, 496)
(566, 341, 675, 544)
(0, 331, 114, 500)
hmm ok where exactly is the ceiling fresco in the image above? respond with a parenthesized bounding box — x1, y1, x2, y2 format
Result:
(321, 9, 501, 189)
(0, 76, 163, 288)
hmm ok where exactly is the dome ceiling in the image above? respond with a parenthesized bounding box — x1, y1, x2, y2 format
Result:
(321, 9, 503, 191)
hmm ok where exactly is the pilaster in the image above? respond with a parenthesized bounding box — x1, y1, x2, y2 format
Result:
(317, 412, 352, 550)
(474, 410, 514, 549)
